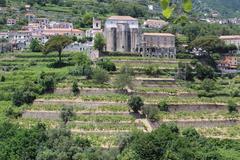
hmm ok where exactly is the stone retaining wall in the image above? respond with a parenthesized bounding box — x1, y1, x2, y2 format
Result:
(54, 88, 127, 96)
(158, 119, 240, 128)
(146, 104, 239, 112)
(34, 99, 126, 107)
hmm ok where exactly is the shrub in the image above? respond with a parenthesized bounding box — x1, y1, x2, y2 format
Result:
(5, 107, 22, 119)
(201, 79, 215, 92)
(144, 65, 164, 77)
(128, 96, 144, 113)
(114, 73, 132, 89)
(142, 106, 159, 121)
(158, 101, 169, 112)
(73, 52, 92, 66)
(72, 80, 80, 96)
(228, 100, 238, 113)
(47, 61, 70, 68)
(182, 127, 200, 139)
(230, 88, 240, 97)
(38, 72, 55, 93)
(97, 59, 116, 72)
(12, 88, 36, 106)
(0, 75, 5, 82)
(30, 39, 43, 52)
(120, 65, 134, 75)
(92, 67, 109, 84)
(69, 65, 93, 79)
(60, 106, 75, 125)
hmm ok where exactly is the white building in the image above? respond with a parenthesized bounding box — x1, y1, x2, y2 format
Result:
(220, 35, 240, 49)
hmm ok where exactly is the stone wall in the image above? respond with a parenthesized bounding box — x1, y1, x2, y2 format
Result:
(158, 119, 240, 128)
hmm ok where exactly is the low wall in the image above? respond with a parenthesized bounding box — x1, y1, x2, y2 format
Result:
(145, 103, 240, 112)
(54, 88, 127, 95)
(34, 99, 126, 107)
(158, 119, 240, 128)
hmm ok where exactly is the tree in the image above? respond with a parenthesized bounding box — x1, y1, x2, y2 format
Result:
(94, 33, 105, 53)
(72, 80, 80, 96)
(228, 100, 238, 113)
(73, 52, 91, 66)
(60, 106, 75, 125)
(92, 67, 109, 84)
(128, 96, 144, 113)
(30, 39, 43, 52)
(44, 35, 72, 63)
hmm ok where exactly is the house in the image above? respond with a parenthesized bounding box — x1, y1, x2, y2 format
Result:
(220, 35, 240, 50)
(140, 33, 176, 58)
(143, 19, 169, 29)
(104, 16, 140, 53)
(218, 55, 238, 72)
(86, 18, 103, 39)
(7, 19, 16, 26)
(49, 21, 73, 29)
(8, 31, 32, 49)
(42, 28, 84, 38)
(0, 32, 9, 39)
(64, 42, 99, 60)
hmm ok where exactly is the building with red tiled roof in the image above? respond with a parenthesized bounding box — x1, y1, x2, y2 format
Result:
(218, 55, 238, 70)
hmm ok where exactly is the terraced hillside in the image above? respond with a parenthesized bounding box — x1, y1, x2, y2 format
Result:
(0, 51, 240, 147)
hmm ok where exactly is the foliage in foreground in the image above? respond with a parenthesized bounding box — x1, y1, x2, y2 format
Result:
(119, 124, 240, 160)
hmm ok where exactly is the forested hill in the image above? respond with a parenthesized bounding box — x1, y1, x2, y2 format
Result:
(194, 0, 240, 18)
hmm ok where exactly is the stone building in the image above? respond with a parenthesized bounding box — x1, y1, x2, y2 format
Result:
(104, 16, 140, 53)
(220, 35, 240, 50)
(140, 33, 176, 58)
(86, 18, 103, 39)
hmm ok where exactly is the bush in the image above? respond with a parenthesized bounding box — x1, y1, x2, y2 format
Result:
(12, 88, 36, 106)
(201, 79, 215, 92)
(144, 65, 164, 77)
(60, 106, 75, 125)
(92, 67, 109, 84)
(228, 100, 238, 113)
(158, 101, 169, 112)
(120, 65, 134, 75)
(128, 96, 144, 113)
(97, 59, 116, 72)
(38, 72, 55, 93)
(30, 39, 43, 52)
(5, 107, 22, 119)
(69, 65, 93, 79)
(72, 80, 80, 96)
(114, 73, 132, 89)
(142, 106, 159, 121)
(0, 75, 5, 82)
(182, 127, 200, 139)
(230, 88, 240, 97)
(73, 52, 92, 66)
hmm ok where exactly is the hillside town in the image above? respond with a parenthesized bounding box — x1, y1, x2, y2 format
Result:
(0, 9, 239, 72)
(0, 0, 240, 159)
